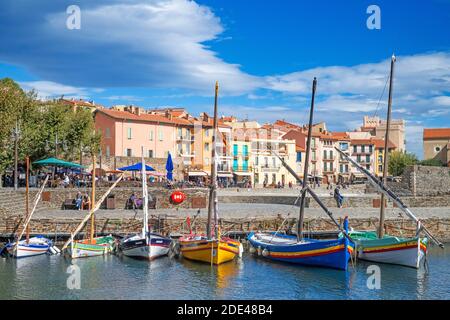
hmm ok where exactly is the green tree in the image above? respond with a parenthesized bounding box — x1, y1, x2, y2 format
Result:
(388, 151, 418, 176)
(0, 78, 101, 185)
(419, 158, 443, 167)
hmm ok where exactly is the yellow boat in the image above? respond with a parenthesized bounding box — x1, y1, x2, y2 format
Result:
(179, 82, 243, 266)
(179, 236, 241, 265)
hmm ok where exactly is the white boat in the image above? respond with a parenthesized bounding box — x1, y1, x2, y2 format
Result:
(4, 236, 52, 258)
(119, 148, 172, 260)
(120, 233, 171, 260)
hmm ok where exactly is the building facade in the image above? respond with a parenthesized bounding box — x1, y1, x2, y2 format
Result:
(423, 128, 450, 167)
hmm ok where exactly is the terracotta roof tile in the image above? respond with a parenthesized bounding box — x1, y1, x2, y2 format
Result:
(423, 128, 450, 140)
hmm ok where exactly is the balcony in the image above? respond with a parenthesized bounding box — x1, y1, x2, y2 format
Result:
(260, 164, 281, 173)
(232, 165, 253, 172)
(176, 136, 194, 142)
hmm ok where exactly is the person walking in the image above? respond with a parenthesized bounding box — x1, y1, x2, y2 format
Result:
(334, 186, 344, 208)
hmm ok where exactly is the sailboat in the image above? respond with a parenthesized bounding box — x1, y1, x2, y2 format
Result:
(67, 155, 116, 258)
(334, 55, 443, 269)
(179, 81, 242, 265)
(119, 148, 172, 260)
(247, 78, 355, 271)
(2, 157, 57, 258)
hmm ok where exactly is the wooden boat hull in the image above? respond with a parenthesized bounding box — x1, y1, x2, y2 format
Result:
(248, 233, 354, 271)
(349, 231, 427, 268)
(4, 236, 52, 258)
(179, 237, 240, 265)
(120, 233, 172, 260)
(68, 235, 115, 259)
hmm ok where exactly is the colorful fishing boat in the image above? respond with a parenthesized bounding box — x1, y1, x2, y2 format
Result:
(248, 217, 354, 270)
(347, 231, 427, 269)
(61, 156, 125, 259)
(332, 55, 443, 268)
(2, 158, 58, 259)
(3, 236, 53, 258)
(179, 82, 242, 265)
(179, 235, 241, 265)
(119, 149, 172, 260)
(248, 78, 356, 271)
(68, 235, 115, 258)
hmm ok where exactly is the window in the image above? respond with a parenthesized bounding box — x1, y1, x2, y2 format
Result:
(233, 144, 238, 156)
(345, 164, 349, 173)
(243, 160, 248, 171)
(158, 128, 164, 141)
(361, 145, 365, 153)
(106, 146, 110, 157)
(205, 158, 210, 166)
(205, 143, 210, 152)
(330, 151, 333, 159)
(272, 157, 276, 168)
(369, 145, 373, 153)
(340, 142, 348, 151)
(366, 164, 370, 170)
(323, 150, 327, 159)
(233, 159, 238, 171)
(357, 155, 361, 163)
(178, 128, 183, 138)
(312, 151, 316, 161)
(126, 148, 132, 157)
(148, 150, 154, 158)
(353, 145, 357, 153)
(255, 157, 259, 166)
(324, 162, 328, 172)
(435, 146, 441, 152)
(272, 174, 276, 184)
(330, 162, 333, 171)
(378, 165, 383, 172)
(243, 145, 249, 156)
(105, 128, 111, 138)
(340, 164, 343, 173)
(264, 157, 269, 167)
(366, 155, 370, 163)
(311, 138, 316, 148)
(205, 129, 210, 137)
(296, 152, 302, 163)
(127, 128, 132, 140)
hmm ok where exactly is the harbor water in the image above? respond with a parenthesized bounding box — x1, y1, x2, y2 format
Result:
(0, 245, 449, 300)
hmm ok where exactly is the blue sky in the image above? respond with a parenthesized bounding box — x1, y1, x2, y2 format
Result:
(0, 0, 449, 158)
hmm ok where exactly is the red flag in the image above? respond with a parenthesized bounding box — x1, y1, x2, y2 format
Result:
(186, 216, 192, 235)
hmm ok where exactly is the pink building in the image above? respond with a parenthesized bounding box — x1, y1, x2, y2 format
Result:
(94, 108, 192, 159)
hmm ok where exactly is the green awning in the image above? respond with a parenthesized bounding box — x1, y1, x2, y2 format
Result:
(33, 157, 85, 168)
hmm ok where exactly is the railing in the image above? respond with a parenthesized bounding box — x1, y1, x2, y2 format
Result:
(232, 166, 252, 172)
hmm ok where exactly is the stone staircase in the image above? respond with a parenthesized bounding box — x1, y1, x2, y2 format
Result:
(0, 188, 51, 218)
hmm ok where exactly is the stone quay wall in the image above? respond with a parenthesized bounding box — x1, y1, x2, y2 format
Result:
(218, 194, 450, 208)
(23, 187, 209, 212)
(379, 165, 450, 196)
(2, 215, 450, 242)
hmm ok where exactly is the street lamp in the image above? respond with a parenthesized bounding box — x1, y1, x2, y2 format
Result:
(11, 120, 21, 190)
(45, 132, 68, 186)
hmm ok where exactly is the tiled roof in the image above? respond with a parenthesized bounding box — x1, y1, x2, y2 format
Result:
(97, 109, 192, 126)
(423, 128, 450, 140)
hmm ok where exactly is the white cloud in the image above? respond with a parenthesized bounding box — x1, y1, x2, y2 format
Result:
(19, 81, 87, 100)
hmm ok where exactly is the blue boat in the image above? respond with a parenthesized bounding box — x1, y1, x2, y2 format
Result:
(247, 217, 355, 270)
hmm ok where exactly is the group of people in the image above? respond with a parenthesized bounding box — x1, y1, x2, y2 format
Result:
(75, 191, 91, 210)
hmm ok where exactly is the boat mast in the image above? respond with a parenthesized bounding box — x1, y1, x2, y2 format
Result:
(90, 154, 96, 242)
(297, 77, 317, 241)
(25, 156, 30, 244)
(212, 81, 219, 239)
(379, 54, 396, 239)
(141, 146, 149, 239)
(206, 81, 219, 240)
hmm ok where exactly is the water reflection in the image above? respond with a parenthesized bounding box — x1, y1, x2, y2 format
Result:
(0, 246, 448, 300)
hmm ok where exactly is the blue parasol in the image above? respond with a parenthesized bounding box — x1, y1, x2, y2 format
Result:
(118, 162, 155, 172)
(165, 153, 174, 181)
